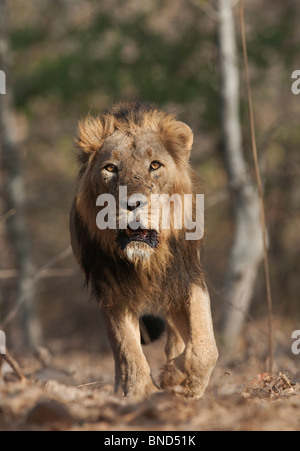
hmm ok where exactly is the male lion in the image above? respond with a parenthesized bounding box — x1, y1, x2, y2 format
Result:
(70, 102, 218, 399)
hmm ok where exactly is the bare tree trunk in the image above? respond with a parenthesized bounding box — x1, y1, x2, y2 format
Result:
(218, 0, 263, 349)
(0, 0, 41, 348)
(0, 0, 15, 318)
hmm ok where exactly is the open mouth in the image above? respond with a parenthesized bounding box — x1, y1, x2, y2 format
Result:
(117, 227, 159, 250)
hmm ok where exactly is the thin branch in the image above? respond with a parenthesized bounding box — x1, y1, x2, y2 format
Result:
(0, 209, 16, 224)
(191, 0, 220, 21)
(1, 350, 26, 382)
(217, 292, 270, 339)
(2, 245, 72, 328)
(0, 268, 76, 279)
(239, 0, 275, 374)
(76, 381, 110, 389)
(192, 0, 240, 21)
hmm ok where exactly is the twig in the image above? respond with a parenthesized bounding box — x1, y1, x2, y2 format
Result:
(1, 350, 26, 382)
(77, 381, 110, 389)
(239, 0, 275, 374)
(191, 0, 220, 21)
(2, 245, 72, 328)
(220, 292, 272, 338)
(0, 209, 16, 224)
(77, 381, 100, 388)
(0, 268, 76, 279)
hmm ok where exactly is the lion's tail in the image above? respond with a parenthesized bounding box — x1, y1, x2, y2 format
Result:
(140, 315, 165, 345)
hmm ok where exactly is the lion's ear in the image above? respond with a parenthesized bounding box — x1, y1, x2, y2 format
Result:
(175, 121, 194, 155)
(75, 115, 115, 154)
(161, 120, 193, 162)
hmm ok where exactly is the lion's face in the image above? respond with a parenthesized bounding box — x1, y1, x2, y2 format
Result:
(98, 129, 179, 261)
(75, 104, 194, 264)
(99, 130, 177, 197)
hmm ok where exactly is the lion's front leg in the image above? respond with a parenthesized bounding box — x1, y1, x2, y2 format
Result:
(101, 306, 158, 399)
(160, 285, 218, 399)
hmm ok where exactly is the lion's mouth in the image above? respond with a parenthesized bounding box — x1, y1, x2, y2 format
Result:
(117, 227, 159, 250)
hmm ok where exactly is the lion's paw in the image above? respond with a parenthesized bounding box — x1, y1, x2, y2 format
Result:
(160, 360, 186, 389)
(159, 359, 207, 400)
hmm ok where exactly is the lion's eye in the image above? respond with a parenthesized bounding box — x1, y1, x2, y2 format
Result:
(104, 164, 117, 173)
(150, 161, 162, 171)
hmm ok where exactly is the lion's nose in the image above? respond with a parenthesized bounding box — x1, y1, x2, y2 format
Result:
(127, 201, 141, 211)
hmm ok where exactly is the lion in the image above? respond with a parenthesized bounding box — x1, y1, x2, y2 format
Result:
(70, 101, 218, 399)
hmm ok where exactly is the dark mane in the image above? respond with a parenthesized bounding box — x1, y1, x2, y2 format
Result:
(109, 101, 157, 124)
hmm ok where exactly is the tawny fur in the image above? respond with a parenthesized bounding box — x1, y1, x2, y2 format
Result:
(70, 101, 218, 399)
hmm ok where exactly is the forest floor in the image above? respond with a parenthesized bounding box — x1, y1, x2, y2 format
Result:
(0, 330, 300, 432)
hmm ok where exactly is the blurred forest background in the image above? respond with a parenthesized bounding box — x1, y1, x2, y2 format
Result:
(0, 0, 300, 359)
